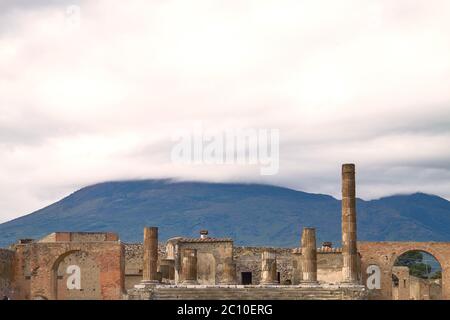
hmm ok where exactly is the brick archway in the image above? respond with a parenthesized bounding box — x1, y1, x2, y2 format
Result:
(51, 250, 81, 299)
(359, 242, 450, 300)
(51, 250, 101, 300)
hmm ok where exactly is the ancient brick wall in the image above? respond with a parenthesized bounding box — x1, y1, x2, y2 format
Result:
(0, 249, 15, 299)
(11, 240, 124, 300)
(54, 250, 101, 299)
(39, 232, 119, 243)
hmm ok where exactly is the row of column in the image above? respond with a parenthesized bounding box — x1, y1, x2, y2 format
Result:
(182, 251, 237, 284)
(255, 227, 319, 285)
(141, 164, 358, 285)
(141, 225, 282, 285)
(253, 164, 358, 284)
(141, 226, 236, 285)
(141, 226, 333, 286)
(141, 227, 200, 285)
(262, 163, 359, 285)
(258, 227, 317, 285)
(142, 227, 356, 286)
(300, 164, 358, 283)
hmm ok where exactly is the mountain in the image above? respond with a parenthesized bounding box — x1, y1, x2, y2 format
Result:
(1, 180, 450, 248)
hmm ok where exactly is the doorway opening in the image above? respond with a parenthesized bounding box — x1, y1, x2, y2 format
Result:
(241, 272, 252, 285)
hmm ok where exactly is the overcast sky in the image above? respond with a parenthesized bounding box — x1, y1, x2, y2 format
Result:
(0, 0, 449, 223)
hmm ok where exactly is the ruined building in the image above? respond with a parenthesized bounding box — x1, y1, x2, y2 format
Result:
(0, 164, 448, 300)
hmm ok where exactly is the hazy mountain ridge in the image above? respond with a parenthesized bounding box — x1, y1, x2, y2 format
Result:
(1, 180, 450, 248)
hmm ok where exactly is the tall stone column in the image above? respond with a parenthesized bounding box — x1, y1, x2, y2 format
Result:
(260, 250, 278, 285)
(301, 227, 318, 284)
(142, 226, 159, 284)
(181, 249, 198, 284)
(342, 163, 358, 283)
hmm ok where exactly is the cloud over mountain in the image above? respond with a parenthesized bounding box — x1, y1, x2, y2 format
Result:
(0, 0, 450, 222)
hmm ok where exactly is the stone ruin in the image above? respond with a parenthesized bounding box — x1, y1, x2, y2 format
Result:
(126, 164, 366, 300)
(1, 163, 449, 300)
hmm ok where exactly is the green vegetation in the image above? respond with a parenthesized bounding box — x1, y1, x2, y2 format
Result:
(431, 270, 442, 279)
(395, 251, 441, 279)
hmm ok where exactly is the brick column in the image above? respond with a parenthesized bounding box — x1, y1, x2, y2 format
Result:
(181, 249, 198, 284)
(142, 227, 159, 284)
(342, 164, 358, 283)
(301, 227, 318, 284)
(260, 250, 278, 285)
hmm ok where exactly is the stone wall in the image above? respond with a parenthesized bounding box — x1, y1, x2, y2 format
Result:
(392, 266, 410, 300)
(174, 240, 233, 285)
(234, 247, 294, 285)
(0, 249, 14, 298)
(430, 280, 442, 300)
(385, 265, 442, 300)
(11, 239, 124, 300)
(124, 243, 143, 289)
(410, 276, 429, 300)
(234, 247, 343, 285)
(317, 251, 343, 284)
(408, 276, 442, 300)
(55, 250, 101, 299)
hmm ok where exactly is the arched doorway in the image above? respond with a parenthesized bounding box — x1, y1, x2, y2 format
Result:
(52, 250, 101, 300)
(392, 250, 442, 300)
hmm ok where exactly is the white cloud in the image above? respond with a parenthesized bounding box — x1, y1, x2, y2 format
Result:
(0, 0, 450, 222)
